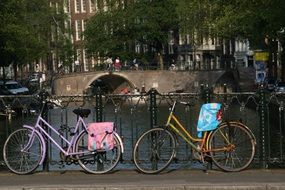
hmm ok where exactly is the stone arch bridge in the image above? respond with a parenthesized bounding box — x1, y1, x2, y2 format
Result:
(52, 70, 238, 95)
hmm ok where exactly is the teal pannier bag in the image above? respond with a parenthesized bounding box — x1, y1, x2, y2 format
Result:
(197, 103, 222, 138)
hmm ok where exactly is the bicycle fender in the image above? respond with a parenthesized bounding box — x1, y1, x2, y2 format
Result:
(114, 132, 124, 153)
(227, 121, 257, 143)
(23, 125, 46, 165)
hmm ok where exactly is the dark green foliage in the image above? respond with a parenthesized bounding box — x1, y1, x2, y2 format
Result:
(0, 0, 72, 79)
(84, 0, 178, 63)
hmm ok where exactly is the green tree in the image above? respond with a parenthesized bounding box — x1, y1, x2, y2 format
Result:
(84, 0, 179, 68)
(209, 0, 285, 79)
(50, 2, 74, 72)
(0, 0, 49, 79)
(0, 0, 72, 79)
(178, 0, 213, 45)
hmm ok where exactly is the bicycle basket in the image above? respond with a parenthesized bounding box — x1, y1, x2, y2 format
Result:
(197, 103, 222, 138)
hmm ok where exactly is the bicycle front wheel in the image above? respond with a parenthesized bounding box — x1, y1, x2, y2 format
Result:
(133, 128, 176, 174)
(3, 128, 44, 174)
(75, 131, 122, 174)
(208, 122, 256, 172)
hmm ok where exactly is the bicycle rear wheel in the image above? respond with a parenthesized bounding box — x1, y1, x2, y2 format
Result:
(75, 131, 122, 174)
(3, 128, 44, 174)
(133, 127, 176, 174)
(208, 122, 256, 172)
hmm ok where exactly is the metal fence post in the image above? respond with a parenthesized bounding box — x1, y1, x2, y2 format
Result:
(201, 84, 211, 103)
(149, 88, 157, 129)
(259, 84, 268, 169)
(200, 84, 212, 171)
(41, 97, 49, 172)
(95, 87, 103, 122)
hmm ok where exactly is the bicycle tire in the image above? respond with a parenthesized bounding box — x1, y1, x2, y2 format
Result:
(208, 122, 256, 172)
(133, 127, 176, 174)
(75, 131, 122, 174)
(3, 128, 44, 174)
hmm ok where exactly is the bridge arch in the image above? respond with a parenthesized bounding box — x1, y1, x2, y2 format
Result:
(53, 70, 236, 95)
(86, 73, 136, 94)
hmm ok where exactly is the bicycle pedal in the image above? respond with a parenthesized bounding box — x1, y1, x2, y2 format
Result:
(173, 157, 179, 163)
(192, 151, 202, 160)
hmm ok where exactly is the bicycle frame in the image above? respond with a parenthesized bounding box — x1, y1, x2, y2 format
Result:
(165, 101, 209, 152)
(166, 101, 256, 155)
(22, 114, 88, 165)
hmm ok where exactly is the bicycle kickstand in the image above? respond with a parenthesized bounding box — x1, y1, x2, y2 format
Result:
(200, 155, 210, 174)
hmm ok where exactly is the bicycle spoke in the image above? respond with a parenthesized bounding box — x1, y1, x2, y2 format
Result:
(209, 123, 255, 172)
(133, 128, 176, 174)
(75, 131, 121, 174)
(3, 129, 43, 174)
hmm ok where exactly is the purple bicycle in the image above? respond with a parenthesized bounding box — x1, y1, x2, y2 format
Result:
(2, 97, 124, 174)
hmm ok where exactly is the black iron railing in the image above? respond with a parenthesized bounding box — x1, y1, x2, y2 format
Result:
(0, 86, 284, 171)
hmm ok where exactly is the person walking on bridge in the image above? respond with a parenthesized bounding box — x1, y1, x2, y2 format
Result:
(114, 57, 121, 71)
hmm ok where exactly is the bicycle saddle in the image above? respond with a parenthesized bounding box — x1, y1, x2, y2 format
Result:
(73, 108, 91, 118)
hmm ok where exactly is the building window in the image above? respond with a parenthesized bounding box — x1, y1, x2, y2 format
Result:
(143, 44, 148, 53)
(64, 0, 70, 13)
(82, 0, 87, 13)
(54, 3, 58, 14)
(76, 49, 81, 69)
(82, 20, 87, 32)
(83, 49, 88, 71)
(169, 44, 174, 54)
(103, 0, 108, 12)
(90, 0, 95, 12)
(75, 0, 81, 13)
(135, 42, 140, 53)
(82, 20, 87, 40)
(75, 20, 82, 41)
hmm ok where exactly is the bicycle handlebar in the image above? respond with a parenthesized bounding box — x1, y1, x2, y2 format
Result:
(34, 90, 63, 109)
(177, 101, 191, 106)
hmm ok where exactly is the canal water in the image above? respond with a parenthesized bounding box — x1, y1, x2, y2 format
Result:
(0, 95, 265, 172)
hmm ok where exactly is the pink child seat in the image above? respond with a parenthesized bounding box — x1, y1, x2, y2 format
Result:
(87, 122, 115, 151)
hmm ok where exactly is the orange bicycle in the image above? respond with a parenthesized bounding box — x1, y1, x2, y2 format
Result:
(133, 100, 256, 174)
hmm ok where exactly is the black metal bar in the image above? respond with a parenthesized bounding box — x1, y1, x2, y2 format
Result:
(42, 101, 49, 172)
(200, 84, 211, 103)
(149, 88, 157, 129)
(259, 84, 268, 169)
(95, 87, 103, 122)
(205, 84, 211, 103)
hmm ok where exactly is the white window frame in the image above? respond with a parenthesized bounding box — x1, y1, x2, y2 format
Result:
(83, 49, 88, 71)
(75, 20, 82, 41)
(81, 20, 85, 40)
(82, 0, 87, 13)
(75, 0, 81, 13)
(64, 0, 70, 13)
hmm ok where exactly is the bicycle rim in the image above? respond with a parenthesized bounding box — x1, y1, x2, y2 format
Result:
(208, 123, 255, 172)
(3, 128, 43, 174)
(133, 128, 176, 174)
(75, 131, 121, 174)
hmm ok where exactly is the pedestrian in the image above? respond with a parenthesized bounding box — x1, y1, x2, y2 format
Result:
(106, 56, 113, 71)
(75, 60, 80, 72)
(133, 58, 139, 70)
(114, 57, 121, 71)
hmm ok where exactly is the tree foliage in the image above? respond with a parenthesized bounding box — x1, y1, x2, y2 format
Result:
(0, 0, 72, 79)
(207, 0, 285, 79)
(208, 0, 285, 48)
(177, 0, 214, 46)
(0, 0, 49, 78)
(84, 0, 178, 63)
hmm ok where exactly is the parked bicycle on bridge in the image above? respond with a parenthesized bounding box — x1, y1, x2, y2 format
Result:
(133, 93, 256, 174)
(2, 91, 124, 174)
